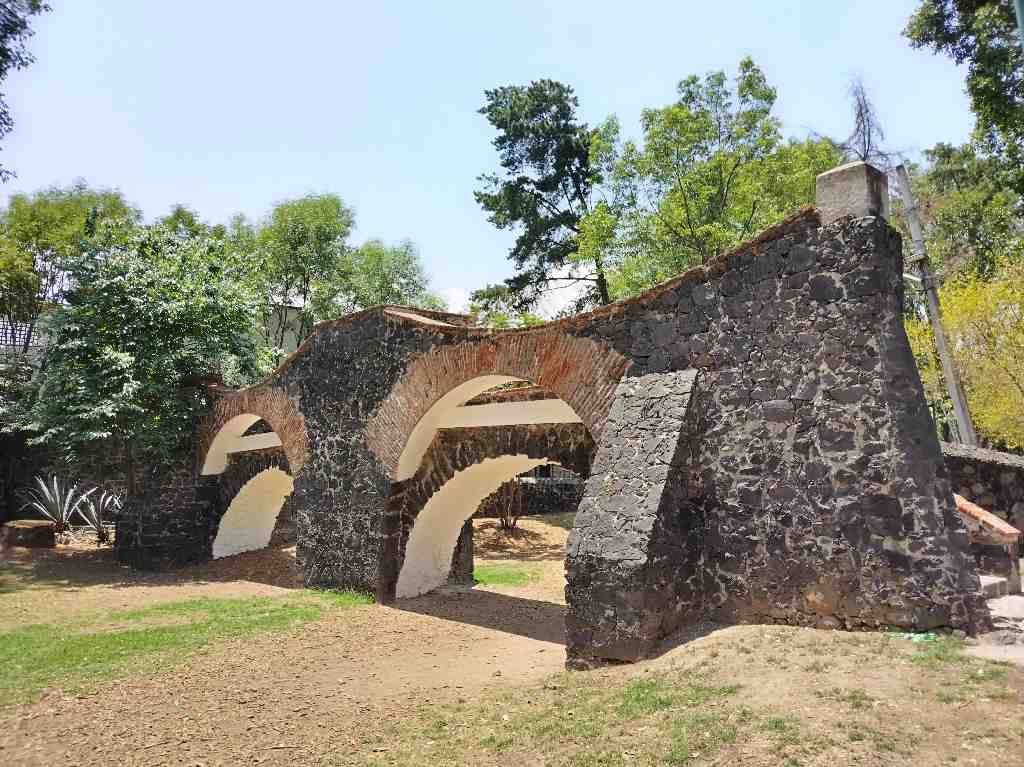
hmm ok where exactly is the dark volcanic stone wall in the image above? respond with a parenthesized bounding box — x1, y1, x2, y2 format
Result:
(943, 442, 1024, 530)
(567, 369, 701, 663)
(475, 479, 583, 519)
(120, 184, 991, 664)
(116, 448, 291, 568)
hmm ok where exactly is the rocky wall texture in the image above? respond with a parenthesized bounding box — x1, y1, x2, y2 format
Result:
(115, 448, 292, 567)
(567, 369, 701, 663)
(943, 442, 1024, 531)
(115, 465, 216, 569)
(120, 180, 991, 664)
(474, 478, 583, 519)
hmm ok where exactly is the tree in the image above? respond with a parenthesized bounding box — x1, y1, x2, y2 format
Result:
(586, 59, 842, 298)
(0, 1, 49, 181)
(159, 204, 218, 239)
(467, 283, 545, 328)
(905, 1, 1024, 191)
(475, 79, 610, 312)
(839, 78, 895, 167)
(906, 258, 1024, 449)
(255, 194, 354, 347)
(16, 224, 264, 489)
(910, 143, 1023, 278)
(338, 239, 443, 311)
(0, 182, 139, 352)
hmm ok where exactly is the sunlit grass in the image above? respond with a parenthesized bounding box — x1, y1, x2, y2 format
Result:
(0, 590, 371, 706)
(474, 563, 537, 586)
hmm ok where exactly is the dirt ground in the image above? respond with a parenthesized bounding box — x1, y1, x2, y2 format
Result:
(1, 515, 1022, 767)
(0, 517, 571, 766)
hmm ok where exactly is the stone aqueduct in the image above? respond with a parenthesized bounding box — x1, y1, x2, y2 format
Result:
(116, 163, 992, 666)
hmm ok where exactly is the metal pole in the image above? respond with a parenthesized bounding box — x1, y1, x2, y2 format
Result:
(895, 164, 978, 446)
(1015, 0, 1024, 51)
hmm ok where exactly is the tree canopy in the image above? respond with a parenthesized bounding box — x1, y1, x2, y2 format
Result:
(474, 60, 842, 311)
(474, 79, 610, 312)
(254, 193, 355, 347)
(0, 181, 139, 351)
(906, 1, 1024, 191)
(1, 182, 446, 480)
(344, 239, 444, 310)
(0, 1, 48, 181)
(581, 59, 842, 299)
(907, 257, 1024, 449)
(14, 224, 265, 481)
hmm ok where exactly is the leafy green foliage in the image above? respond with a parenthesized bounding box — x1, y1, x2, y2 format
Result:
(587, 59, 841, 297)
(0, 1, 49, 180)
(468, 283, 546, 327)
(16, 225, 263, 474)
(905, 1, 1024, 192)
(255, 193, 354, 346)
(900, 143, 1023, 278)
(475, 79, 610, 311)
(77, 487, 121, 544)
(0, 182, 139, 352)
(906, 258, 1024, 448)
(343, 239, 444, 310)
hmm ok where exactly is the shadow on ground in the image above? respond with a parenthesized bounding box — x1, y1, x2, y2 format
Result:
(0, 542, 304, 594)
(474, 520, 569, 562)
(393, 586, 566, 645)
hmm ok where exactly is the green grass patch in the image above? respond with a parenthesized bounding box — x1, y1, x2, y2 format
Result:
(909, 636, 967, 666)
(666, 709, 740, 763)
(473, 563, 537, 586)
(619, 677, 676, 716)
(0, 590, 370, 707)
(357, 671, 745, 766)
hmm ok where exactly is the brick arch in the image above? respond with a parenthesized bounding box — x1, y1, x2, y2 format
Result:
(364, 329, 629, 481)
(197, 384, 309, 476)
(379, 423, 594, 601)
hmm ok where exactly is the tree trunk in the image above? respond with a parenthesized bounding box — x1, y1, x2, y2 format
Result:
(594, 255, 611, 305)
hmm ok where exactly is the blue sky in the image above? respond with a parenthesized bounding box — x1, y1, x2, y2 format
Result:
(7, 1, 973, 312)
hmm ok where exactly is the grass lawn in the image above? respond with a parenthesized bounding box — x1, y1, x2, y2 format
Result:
(473, 563, 538, 586)
(0, 590, 371, 707)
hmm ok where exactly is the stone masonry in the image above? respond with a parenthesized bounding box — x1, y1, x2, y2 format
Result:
(943, 442, 1024, 531)
(116, 162, 991, 666)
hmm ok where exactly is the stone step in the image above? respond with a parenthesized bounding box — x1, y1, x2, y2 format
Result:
(981, 574, 1010, 599)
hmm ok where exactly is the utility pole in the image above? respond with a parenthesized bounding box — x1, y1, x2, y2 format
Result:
(894, 164, 978, 446)
(1015, 0, 1024, 51)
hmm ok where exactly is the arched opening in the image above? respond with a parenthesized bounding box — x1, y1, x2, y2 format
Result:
(391, 377, 594, 605)
(201, 413, 283, 475)
(199, 414, 295, 561)
(212, 467, 294, 559)
(397, 455, 555, 597)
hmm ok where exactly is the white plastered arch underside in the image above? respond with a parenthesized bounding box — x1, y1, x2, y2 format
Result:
(395, 376, 582, 481)
(202, 413, 284, 476)
(396, 455, 555, 598)
(212, 467, 294, 559)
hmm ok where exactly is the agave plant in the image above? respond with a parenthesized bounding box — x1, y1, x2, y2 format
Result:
(18, 475, 93, 541)
(77, 488, 122, 545)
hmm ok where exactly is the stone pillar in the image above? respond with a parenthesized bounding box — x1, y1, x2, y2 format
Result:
(815, 161, 889, 225)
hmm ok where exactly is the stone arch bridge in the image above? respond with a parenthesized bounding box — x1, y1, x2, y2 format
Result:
(116, 163, 991, 666)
